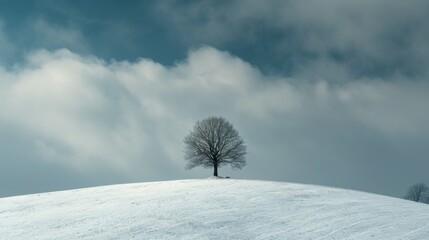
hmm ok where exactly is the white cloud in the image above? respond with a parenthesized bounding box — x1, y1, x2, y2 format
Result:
(0, 46, 428, 195)
(1, 49, 144, 174)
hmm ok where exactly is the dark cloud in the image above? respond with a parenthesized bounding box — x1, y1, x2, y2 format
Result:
(156, 0, 429, 78)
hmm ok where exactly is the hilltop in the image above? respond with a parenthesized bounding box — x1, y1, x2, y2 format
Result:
(1, 179, 429, 239)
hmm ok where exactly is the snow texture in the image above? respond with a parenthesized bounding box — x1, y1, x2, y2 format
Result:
(1, 179, 429, 239)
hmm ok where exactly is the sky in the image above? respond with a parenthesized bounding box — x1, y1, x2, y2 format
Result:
(0, 0, 428, 198)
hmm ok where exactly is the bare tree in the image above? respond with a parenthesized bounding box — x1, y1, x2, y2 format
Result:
(404, 183, 429, 203)
(184, 116, 246, 177)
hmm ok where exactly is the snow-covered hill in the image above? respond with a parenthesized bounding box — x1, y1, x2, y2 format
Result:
(1, 179, 429, 239)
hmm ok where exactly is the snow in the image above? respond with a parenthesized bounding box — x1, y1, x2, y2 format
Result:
(1, 179, 429, 239)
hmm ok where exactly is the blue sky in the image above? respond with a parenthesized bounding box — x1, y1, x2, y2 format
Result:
(0, 0, 428, 197)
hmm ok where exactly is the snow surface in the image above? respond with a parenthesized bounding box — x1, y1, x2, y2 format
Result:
(1, 179, 429, 239)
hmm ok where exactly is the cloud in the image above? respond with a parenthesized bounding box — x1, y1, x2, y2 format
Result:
(155, 0, 429, 78)
(1, 46, 428, 197)
(1, 49, 144, 174)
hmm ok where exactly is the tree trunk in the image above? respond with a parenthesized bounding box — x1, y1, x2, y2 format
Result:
(213, 163, 218, 177)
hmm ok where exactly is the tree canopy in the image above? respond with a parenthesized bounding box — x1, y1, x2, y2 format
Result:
(184, 116, 246, 176)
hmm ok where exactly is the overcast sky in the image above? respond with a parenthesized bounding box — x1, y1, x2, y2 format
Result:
(0, 0, 428, 198)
